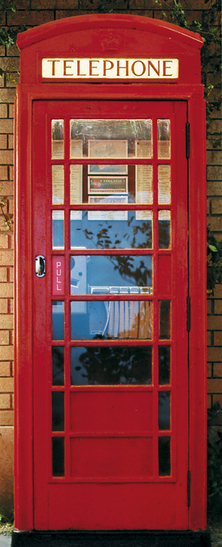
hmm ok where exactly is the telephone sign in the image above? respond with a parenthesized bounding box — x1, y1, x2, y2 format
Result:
(14, 14, 209, 547)
(42, 58, 179, 79)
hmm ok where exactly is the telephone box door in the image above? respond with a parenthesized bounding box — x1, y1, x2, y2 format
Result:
(33, 99, 188, 530)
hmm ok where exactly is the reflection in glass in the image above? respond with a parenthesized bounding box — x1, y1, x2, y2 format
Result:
(70, 211, 153, 250)
(70, 346, 152, 385)
(136, 165, 153, 204)
(52, 119, 64, 159)
(70, 255, 152, 295)
(70, 119, 153, 158)
(158, 210, 171, 249)
(52, 347, 64, 386)
(52, 211, 64, 250)
(52, 392, 64, 431)
(52, 301, 64, 340)
(157, 119, 171, 159)
(70, 165, 83, 204)
(88, 164, 127, 175)
(88, 174, 128, 191)
(159, 301, 170, 339)
(52, 165, 64, 205)
(70, 300, 152, 340)
(159, 346, 170, 384)
(52, 437, 64, 476)
(158, 165, 171, 204)
(158, 391, 171, 430)
(158, 436, 171, 476)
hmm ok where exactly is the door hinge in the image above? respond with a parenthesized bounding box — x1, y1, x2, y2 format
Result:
(187, 296, 191, 332)
(187, 470, 191, 507)
(186, 123, 190, 159)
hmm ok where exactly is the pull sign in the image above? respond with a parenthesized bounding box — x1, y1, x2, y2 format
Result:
(35, 255, 46, 278)
(52, 256, 65, 295)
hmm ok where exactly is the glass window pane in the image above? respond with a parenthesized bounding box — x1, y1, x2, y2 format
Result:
(159, 300, 170, 339)
(159, 346, 170, 385)
(158, 436, 171, 476)
(52, 437, 64, 476)
(52, 392, 64, 431)
(71, 300, 152, 340)
(70, 165, 83, 204)
(157, 119, 171, 159)
(52, 119, 64, 159)
(70, 255, 152, 295)
(52, 211, 64, 250)
(158, 391, 171, 430)
(52, 301, 64, 340)
(69, 164, 153, 205)
(88, 165, 127, 176)
(158, 210, 171, 249)
(70, 346, 152, 385)
(136, 165, 153, 204)
(52, 347, 64, 386)
(158, 165, 171, 204)
(52, 165, 64, 205)
(70, 210, 153, 250)
(70, 119, 153, 159)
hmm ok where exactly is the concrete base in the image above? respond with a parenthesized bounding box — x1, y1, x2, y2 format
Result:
(11, 530, 211, 547)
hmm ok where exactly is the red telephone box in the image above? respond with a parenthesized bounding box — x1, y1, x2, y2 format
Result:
(14, 14, 209, 546)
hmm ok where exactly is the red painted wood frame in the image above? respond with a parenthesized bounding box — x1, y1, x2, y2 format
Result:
(32, 100, 186, 530)
(15, 14, 207, 534)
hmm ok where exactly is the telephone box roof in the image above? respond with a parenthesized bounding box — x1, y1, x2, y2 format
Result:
(17, 13, 203, 51)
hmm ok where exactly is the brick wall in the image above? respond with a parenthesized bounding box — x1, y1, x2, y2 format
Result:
(0, 0, 221, 515)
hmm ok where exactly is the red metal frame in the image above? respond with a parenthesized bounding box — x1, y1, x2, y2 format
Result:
(15, 14, 206, 533)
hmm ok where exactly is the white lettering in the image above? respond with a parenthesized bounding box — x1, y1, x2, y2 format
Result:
(56, 261, 62, 290)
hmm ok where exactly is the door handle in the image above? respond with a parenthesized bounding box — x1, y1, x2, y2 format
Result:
(35, 255, 46, 277)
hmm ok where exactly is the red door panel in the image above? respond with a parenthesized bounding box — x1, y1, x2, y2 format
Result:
(33, 100, 188, 530)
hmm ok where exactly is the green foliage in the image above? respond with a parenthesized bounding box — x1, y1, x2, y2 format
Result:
(0, 0, 28, 47)
(207, 402, 222, 521)
(155, 0, 221, 142)
(0, 190, 13, 230)
(0, 507, 14, 525)
(207, 226, 222, 295)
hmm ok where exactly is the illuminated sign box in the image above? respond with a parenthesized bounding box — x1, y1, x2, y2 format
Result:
(42, 58, 179, 79)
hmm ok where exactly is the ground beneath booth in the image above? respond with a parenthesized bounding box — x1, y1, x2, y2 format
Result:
(0, 526, 221, 546)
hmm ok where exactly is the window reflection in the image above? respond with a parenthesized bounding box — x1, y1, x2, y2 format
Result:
(52, 165, 64, 205)
(52, 347, 64, 386)
(158, 165, 171, 205)
(52, 211, 64, 250)
(158, 436, 171, 476)
(70, 346, 152, 385)
(159, 301, 171, 340)
(70, 211, 153, 250)
(70, 300, 152, 340)
(158, 391, 171, 430)
(159, 346, 170, 385)
(52, 437, 64, 476)
(51, 119, 64, 159)
(157, 119, 171, 159)
(70, 119, 153, 159)
(52, 392, 64, 431)
(52, 301, 64, 340)
(158, 210, 171, 249)
(70, 255, 152, 295)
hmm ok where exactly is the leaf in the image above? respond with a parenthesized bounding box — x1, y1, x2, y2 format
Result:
(209, 244, 218, 253)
